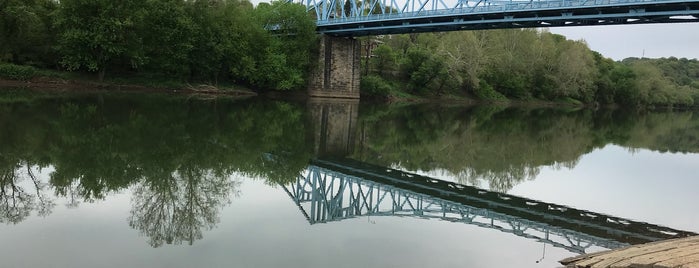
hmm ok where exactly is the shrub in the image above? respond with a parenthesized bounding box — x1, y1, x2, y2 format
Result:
(361, 75, 394, 97)
(0, 63, 38, 80)
(473, 81, 507, 101)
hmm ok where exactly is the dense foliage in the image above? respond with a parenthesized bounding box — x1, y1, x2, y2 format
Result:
(0, 0, 316, 89)
(3, 0, 699, 104)
(363, 31, 699, 107)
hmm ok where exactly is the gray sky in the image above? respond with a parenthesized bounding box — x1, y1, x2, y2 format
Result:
(549, 23, 699, 60)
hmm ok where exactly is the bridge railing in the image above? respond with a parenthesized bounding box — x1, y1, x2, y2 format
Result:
(300, 0, 698, 25)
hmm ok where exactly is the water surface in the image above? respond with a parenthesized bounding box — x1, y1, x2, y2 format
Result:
(1, 91, 697, 267)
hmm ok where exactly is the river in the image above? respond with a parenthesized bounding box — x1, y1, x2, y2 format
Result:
(0, 90, 697, 268)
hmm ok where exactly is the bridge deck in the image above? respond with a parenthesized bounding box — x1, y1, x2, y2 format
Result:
(561, 235, 699, 267)
(305, 0, 699, 36)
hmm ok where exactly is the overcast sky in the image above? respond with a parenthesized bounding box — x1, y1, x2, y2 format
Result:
(549, 23, 699, 60)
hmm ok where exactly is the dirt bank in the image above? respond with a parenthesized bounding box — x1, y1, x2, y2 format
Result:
(0, 77, 258, 97)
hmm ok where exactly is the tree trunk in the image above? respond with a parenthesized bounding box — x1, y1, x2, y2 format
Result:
(98, 66, 106, 82)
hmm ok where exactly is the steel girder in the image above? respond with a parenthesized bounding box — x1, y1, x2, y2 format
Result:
(292, 0, 699, 36)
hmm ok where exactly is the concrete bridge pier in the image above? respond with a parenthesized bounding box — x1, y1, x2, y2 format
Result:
(308, 35, 361, 99)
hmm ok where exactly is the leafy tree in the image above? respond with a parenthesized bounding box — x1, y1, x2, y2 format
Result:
(139, 0, 196, 78)
(591, 51, 618, 104)
(251, 1, 318, 90)
(56, 0, 148, 81)
(0, 0, 58, 66)
(358, 28, 698, 107)
(553, 40, 596, 101)
(369, 44, 397, 77)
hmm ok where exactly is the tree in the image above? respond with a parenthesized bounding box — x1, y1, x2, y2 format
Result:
(251, 1, 318, 90)
(553, 40, 596, 101)
(139, 0, 196, 78)
(0, 0, 58, 66)
(436, 31, 490, 93)
(56, 0, 148, 81)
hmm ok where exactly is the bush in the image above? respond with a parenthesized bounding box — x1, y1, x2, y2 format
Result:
(361, 75, 394, 97)
(473, 81, 507, 101)
(0, 63, 38, 80)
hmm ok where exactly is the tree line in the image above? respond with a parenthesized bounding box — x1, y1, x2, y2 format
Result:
(3, 0, 699, 106)
(0, 0, 317, 90)
(362, 31, 699, 107)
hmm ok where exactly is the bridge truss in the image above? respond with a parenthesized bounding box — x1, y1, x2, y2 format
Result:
(282, 159, 696, 254)
(295, 0, 699, 36)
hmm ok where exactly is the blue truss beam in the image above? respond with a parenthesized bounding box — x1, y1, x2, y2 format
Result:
(294, 0, 699, 36)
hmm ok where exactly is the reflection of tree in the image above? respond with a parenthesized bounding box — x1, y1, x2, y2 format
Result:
(2, 91, 699, 223)
(0, 164, 55, 224)
(352, 106, 614, 192)
(455, 166, 542, 192)
(353, 106, 590, 192)
(129, 168, 239, 247)
(1, 94, 311, 229)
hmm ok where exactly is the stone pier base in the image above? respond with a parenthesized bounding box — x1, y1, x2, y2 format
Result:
(308, 35, 361, 99)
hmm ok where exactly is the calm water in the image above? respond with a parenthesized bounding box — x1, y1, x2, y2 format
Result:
(1, 90, 698, 268)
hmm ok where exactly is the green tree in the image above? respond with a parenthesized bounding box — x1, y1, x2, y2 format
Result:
(552, 40, 596, 101)
(608, 65, 638, 106)
(369, 44, 397, 77)
(56, 0, 148, 81)
(0, 0, 58, 66)
(139, 0, 196, 78)
(436, 31, 489, 93)
(251, 1, 318, 90)
(591, 51, 618, 104)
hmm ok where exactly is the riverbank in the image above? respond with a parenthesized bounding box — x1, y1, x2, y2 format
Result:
(0, 76, 644, 110)
(0, 76, 257, 97)
(0, 67, 692, 110)
(0, 67, 572, 107)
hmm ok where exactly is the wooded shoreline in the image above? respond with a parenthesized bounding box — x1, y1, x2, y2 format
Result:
(2, 1, 698, 109)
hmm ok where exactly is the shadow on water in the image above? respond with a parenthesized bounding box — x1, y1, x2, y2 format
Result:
(1, 91, 698, 249)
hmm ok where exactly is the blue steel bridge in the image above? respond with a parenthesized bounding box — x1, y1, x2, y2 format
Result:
(282, 158, 696, 254)
(295, 0, 699, 36)
(298, 0, 699, 97)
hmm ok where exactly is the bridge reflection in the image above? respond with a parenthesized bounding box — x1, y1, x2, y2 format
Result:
(282, 158, 695, 254)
